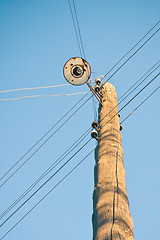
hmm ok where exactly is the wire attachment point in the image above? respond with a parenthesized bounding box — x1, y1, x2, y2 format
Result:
(91, 121, 100, 131)
(91, 129, 100, 141)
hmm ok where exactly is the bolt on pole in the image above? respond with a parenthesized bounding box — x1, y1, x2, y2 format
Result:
(92, 82, 134, 240)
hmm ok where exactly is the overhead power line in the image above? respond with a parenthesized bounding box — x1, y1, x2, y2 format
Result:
(2, 23, 158, 183)
(0, 91, 91, 101)
(0, 83, 71, 94)
(0, 149, 94, 240)
(0, 78, 94, 94)
(1, 23, 159, 186)
(101, 72, 160, 128)
(68, 0, 83, 58)
(120, 86, 160, 125)
(0, 93, 91, 185)
(1, 70, 159, 226)
(0, 129, 91, 219)
(72, 0, 86, 59)
(1, 0, 89, 184)
(68, 0, 86, 59)
(117, 63, 160, 104)
(1, 59, 158, 198)
(99, 62, 160, 125)
(101, 22, 160, 84)
(1, 79, 159, 239)
(117, 60, 160, 102)
(0, 95, 91, 187)
(1, 60, 159, 217)
(0, 138, 92, 228)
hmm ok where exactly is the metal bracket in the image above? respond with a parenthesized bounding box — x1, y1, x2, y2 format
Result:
(86, 82, 103, 106)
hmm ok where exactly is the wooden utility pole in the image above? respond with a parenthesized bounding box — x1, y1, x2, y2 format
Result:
(92, 82, 134, 240)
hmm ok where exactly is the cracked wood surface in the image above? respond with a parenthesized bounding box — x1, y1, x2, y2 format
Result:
(92, 83, 134, 240)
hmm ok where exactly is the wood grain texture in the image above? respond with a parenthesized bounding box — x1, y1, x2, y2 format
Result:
(92, 83, 134, 240)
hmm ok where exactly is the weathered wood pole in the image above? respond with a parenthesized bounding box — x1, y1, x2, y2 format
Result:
(92, 82, 134, 240)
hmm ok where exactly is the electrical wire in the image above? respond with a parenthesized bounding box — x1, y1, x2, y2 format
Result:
(0, 0, 90, 182)
(116, 60, 160, 102)
(0, 92, 90, 182)
(0, 94, 92, 187)
(0, 83, 71, 94)
(2, 70, 159, 224)
(101, 72, 160, 128)
(120, 86, 160, 125)
(1, 73, 160, 239)
(0, 138, 92, 228)
(101, 20, 160, 81)
(1, 60, 158, 217)
(1, 71, 159, 237)
(72, 0, 86, 59)
(2, 81, 158, 239)
(97, 62, 160, 125)
(0, 149, 94, 240)
(0, 30, 150, 183)
(101, 26, 160, 85)
(1, 10, 159, 240)
(0, 91, 91, 101)
(117, 63, 160, 105)
(2, 59, 158, 104)
(0, 128, 91, 219)
(68, 0, 83, 57)
(1, 61, 158, 218)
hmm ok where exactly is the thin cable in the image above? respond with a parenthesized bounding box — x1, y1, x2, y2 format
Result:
(120, 86, 160, 125)
(2, 71, 159, 228)
(0, 91, 91, 101)
(101, 27, 160, 86)
(68, 0, 83, 57)
(98, 63, 160, 125)
(1, 59, 158, 191)
(2, 71, 159, 223)
(0, 95, 92, 187)
(1, 73, 160, 234)
(1, 60, 158, 187)
(117, 60, 160, 102)
(101, 21, 160, 81)
(118, 64, 160, 104)
(101, 72, 160, 128)
(0, 84, 70, 94)
(0, 92, 89, 182)
(1, 21, 159, 233)
(0, 138, 92, 227)
(0, 149, 94, 240)
(0, 128, 91, 219)
(72, 0, 86, 59)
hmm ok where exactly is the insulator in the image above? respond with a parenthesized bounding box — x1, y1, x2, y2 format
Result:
(91, 121, 98, 129)
(96, 78, 101, 85)
(94, 85, 101, 92)
(120, 125, 123, 131)
(118, 113, 120, 118)
(91, 129, 98, 139)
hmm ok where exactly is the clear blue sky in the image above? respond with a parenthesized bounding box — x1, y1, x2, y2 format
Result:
(0, 0, 160, 239)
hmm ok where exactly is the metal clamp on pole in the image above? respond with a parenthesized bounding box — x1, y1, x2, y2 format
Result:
(86, 82, 103, 106)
